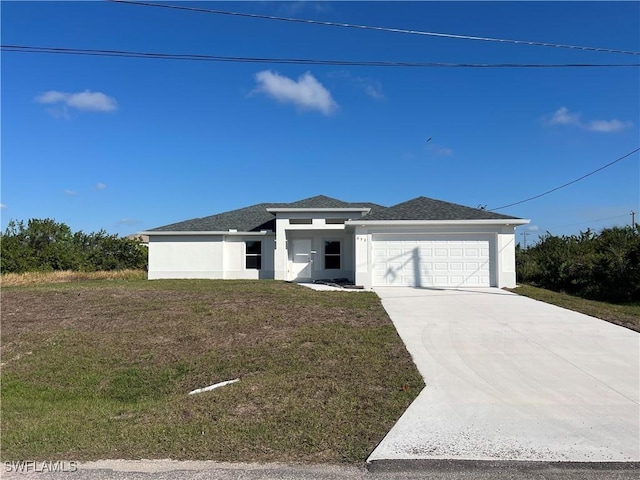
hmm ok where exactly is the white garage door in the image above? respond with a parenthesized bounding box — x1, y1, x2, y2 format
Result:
(372, 234, 493, 287)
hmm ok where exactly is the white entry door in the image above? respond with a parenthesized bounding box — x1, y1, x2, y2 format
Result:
(291, 239, 312, 280)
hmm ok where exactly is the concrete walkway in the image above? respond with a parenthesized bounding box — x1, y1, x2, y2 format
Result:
(368, 288, 640, 463)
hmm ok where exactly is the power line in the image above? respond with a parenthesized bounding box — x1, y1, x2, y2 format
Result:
(545, 214, 630, 230)
(490, 147, 640, 211)
(110, 0, 640, 57)
(3, 45, 639, 68)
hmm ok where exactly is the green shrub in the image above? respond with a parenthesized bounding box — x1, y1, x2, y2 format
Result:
(0, 219, 148, 274)
(517, 226, 639, 303)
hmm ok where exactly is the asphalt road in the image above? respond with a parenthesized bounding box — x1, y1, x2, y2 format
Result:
(3, 460, 639, 480)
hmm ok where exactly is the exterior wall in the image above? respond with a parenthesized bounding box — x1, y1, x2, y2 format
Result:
(273, 212, 363, 282)
(223, 236, 275, 279)
(148, 235, 225, 279)
(354, 224, 519, 289)
(147, 234, 275, 280)
(496, 226, 517, 288)
(286, 230, 354, 281)
(147, 220, 519, 288)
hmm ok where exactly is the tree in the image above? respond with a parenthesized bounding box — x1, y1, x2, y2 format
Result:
(516, 226, 640, 303)
(1, 219, 148, 273)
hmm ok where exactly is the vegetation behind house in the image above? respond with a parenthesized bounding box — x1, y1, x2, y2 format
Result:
(516, 226, 639, 303)
(0, 219, 148, 273)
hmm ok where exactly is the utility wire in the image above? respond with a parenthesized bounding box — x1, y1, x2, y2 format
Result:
(3, 45, 639, 68)
(546, 214, 630, 231)
(490, 148, 640, 211)
(110, 0, 640, 57)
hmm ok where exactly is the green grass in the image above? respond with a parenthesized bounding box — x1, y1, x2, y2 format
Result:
(509, 284, 640, 332)
(1, 279, 423, 463)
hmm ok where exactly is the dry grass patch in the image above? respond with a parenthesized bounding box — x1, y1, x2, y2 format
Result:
(1, 279, 423, 463)
(1, 270, 146, 287)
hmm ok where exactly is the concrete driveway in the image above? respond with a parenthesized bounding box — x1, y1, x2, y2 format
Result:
(368, 288, 640, 464)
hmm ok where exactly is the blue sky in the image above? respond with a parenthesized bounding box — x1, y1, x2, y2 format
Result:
(2, 1, 639, 245)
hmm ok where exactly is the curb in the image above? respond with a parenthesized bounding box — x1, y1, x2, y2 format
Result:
(366, 459, 640, 473)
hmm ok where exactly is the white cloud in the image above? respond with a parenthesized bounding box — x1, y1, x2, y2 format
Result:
(64, 189, 78, 196)
(586, 119, 633, 133)
(526, 225, 540, 231)
(0, 203, 6, 209)
(435, 146, 453, 156)
(35, 90, 118, 113)
(253, 70, 338, 115)
(328, 70, 385, 100)
(545, 106, 633, 133)
(117, 218, 141, 226)
(362, 80, 384, 100)
(37, 91, 69, 104)
(96, 182, 107, 190)
(546, 106, 581, 126)
(425, 142, 453, 157)
(277, 1, 332, 16)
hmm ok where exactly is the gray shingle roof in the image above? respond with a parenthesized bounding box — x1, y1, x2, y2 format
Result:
(147, 195, 520, 232)
(148, 196, 386, 232)
(361, 196, 520, 221)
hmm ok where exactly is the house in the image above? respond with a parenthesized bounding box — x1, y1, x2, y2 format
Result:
(141, 195, 529, 289)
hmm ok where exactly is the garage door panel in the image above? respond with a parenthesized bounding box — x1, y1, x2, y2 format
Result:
(372, 234, 493, 287)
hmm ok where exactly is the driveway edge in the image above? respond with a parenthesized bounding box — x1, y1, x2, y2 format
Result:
(366, 459, 640, 473)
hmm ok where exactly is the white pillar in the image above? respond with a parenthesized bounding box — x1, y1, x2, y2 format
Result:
(496, 227, 517, 288)
(274, 217, 288, 280)
(354, 227, 372, 289)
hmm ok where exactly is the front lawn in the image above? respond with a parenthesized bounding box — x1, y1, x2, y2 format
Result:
(1, 279, 423, 464)
(508, 284, 640, 332)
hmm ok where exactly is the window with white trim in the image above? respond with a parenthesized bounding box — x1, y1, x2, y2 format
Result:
(245, 241, 262, 269)
(324, 241, 341, 269)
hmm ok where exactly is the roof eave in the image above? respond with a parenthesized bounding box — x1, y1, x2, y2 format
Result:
(266, 207, 371, 213)
(140, 230, 274, 236)
(345, 219, 530, 226)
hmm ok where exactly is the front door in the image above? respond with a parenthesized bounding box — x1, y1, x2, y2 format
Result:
(291, 239, 312, 280)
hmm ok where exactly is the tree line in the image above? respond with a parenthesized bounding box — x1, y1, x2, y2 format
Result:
(1, 219, 148, 273)
(516, 225, 640, 303)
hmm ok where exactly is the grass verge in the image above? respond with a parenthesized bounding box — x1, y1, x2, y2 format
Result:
(508, 284, 640, 332)
(1, 279, 423, 463)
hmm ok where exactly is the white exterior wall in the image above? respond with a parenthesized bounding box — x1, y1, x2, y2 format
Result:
(353, 224, 519, 289)
(223, 236, 275, 279)
(147, 234, 274, 280)
(286, 230, 354, 281)
(496, 226, 517, 288)
(146, 217, 522, 287)
(272, 210, 366, 282)
(274, 217, 288, 281)
(148, 235, 225, 279)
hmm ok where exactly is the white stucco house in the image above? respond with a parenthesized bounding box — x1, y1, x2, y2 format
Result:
(141, 195, 529, 289)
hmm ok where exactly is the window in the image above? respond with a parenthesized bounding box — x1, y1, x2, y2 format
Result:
(289, 218, 312, 225)
(324, 241, 341, 269)
(245, 241, 262, 269)
(325, 218, 347, 225)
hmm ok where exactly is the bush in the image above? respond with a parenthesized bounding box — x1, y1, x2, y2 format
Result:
(0, 219, 148, 274)
(517, 226, 640, 303)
